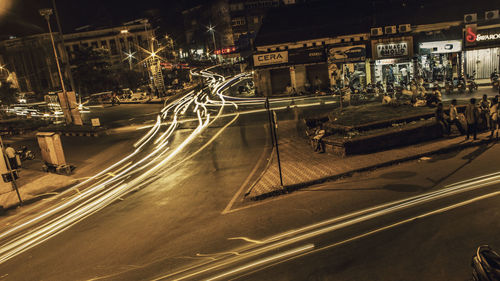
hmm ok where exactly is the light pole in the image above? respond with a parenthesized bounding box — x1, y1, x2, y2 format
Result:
(39, 8, 72, 124)
(207, 24, 217, 57)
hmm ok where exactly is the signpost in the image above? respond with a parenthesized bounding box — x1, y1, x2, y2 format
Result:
(265, 97, 284, 187)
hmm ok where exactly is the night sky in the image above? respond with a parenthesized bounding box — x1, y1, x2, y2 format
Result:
(0, 0, 208, 41)
(0, 0, 496, 42)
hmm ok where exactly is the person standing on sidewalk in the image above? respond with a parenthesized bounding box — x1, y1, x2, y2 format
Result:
(465, 98, 480, 140)
(449, 99, 465, 135)
(490, 96, 499, 139)
(480, 94, 491, 130)
(4, 144, 17, 169)
(435, 103, 450, 134)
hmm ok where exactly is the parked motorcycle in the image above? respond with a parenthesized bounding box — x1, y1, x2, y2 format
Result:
(445, 78, 454, 95)
(16, 146, 34, 161)
(468, 71, 479, 93)
(491, 69, 499, 91)
(457, 76, 467, 94)
(471, 245, 500, 280)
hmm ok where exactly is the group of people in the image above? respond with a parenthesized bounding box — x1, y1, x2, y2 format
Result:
(435, 94, 500, 140)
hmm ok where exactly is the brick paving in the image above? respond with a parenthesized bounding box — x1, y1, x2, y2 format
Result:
(247, 130, 494, 199)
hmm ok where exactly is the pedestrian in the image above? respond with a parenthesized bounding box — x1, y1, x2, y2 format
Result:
(479, 94, 491, 130)
(312, 125, 326, 153)
(490, 96, 499, 138)
(4, 144, 17, 169)
(449, 99, 465, 135)
(465, 98, 480, 140)
(435, 102, 450, 134)
(313, 76, 322, 93)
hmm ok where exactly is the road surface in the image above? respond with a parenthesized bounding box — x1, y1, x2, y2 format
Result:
(0, 70, 498, 280)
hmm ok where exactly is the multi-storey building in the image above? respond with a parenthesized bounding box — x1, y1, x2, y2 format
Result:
(0, 33, 66, 94)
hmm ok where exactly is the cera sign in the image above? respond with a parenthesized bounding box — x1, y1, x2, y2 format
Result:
(375, 42, 408, 58)
(253, 51, 288, 67)
(466, 26, 500, 46)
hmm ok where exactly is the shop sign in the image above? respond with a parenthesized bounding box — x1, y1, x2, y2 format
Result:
(375, 58, 410, 65)
(289, 47, 326, 64)
(419, 40, 462, 54)
(253, 51, 288, 67)
(327, 45, 366, 63)
(375, 42, 408, 58)
(214, 46, 237, 55)
(466, 25, 500, 46)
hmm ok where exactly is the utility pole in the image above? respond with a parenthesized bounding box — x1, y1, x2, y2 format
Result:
(40, 8, 73, 125)
(51, 0, 76, 93)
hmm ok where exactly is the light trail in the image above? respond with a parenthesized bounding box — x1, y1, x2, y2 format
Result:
(158, 170, 500, 280)
(0, 66, 239, 266)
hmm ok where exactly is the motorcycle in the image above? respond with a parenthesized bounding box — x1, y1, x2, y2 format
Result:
(491, 69, 499, 91)
(445, 78, 454, 95)
(457, 76, 466, 94)
(471, 245, 500, 280)
(16, 146, 35, 161)
(468, 71, 479, 93)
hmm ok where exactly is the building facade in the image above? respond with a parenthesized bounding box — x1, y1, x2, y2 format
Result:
(252, 3, 500, 96)
(0, 33, 66, 94)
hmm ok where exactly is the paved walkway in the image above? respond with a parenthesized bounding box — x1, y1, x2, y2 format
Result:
(247, 128, 495, 199)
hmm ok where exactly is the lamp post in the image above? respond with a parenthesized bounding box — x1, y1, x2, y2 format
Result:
(39, 8, 72, 124)
(207, 24, 217, 57)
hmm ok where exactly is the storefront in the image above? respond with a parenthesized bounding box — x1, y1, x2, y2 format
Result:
(327, 44, 368, 88)
(417, 40, 462, 82)
(464, 25, 500, 79)
(252, 47, 327, 96)
(371, 36, 414, 87)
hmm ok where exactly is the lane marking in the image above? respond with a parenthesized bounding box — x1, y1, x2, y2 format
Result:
(222, 124, 270, 215)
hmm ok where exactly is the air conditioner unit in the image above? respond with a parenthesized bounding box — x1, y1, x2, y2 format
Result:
(371, 27, 383, 36)
(464, 13, 477, 23)
(399, 24, 411, 33)
(384, 26, 397, 34)
(485, 10, 500, 20)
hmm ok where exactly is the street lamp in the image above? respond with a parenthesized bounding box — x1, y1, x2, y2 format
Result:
(207, 24, 217, 55)
(39, 8, 72, 124)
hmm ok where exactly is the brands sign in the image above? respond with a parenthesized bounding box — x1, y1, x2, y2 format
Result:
(466, 25, 500, 47)
(376, 42, 408, 58)
(289, 47, 326, 64)
(419, 40, 462, 54)
(327, 45, 366, 63)
(253, 51, 288, 67)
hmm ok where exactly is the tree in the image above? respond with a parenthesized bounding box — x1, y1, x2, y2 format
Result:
(113, 69, 145, 90)
(70, 46, 115, 96)
(0, 81, 18, 106)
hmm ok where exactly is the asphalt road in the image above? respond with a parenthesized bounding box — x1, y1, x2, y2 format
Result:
(0, 75, 500, 280)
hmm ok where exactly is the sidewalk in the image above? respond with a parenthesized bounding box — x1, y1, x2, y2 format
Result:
(0, 131, 138, 210)
(246, 125, 496, 200)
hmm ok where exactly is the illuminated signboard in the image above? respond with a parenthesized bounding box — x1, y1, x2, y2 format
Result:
(214, 46, 237, 55)
(419, 40, 462, 54)
(253, 51, 288, 67)
(466, 25, 500, 46)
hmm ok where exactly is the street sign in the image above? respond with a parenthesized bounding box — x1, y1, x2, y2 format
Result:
(2, 170, 19, 183)
(91, 118, 101, 127)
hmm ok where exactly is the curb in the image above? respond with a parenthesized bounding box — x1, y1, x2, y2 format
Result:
(249, 136, 497, 201)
